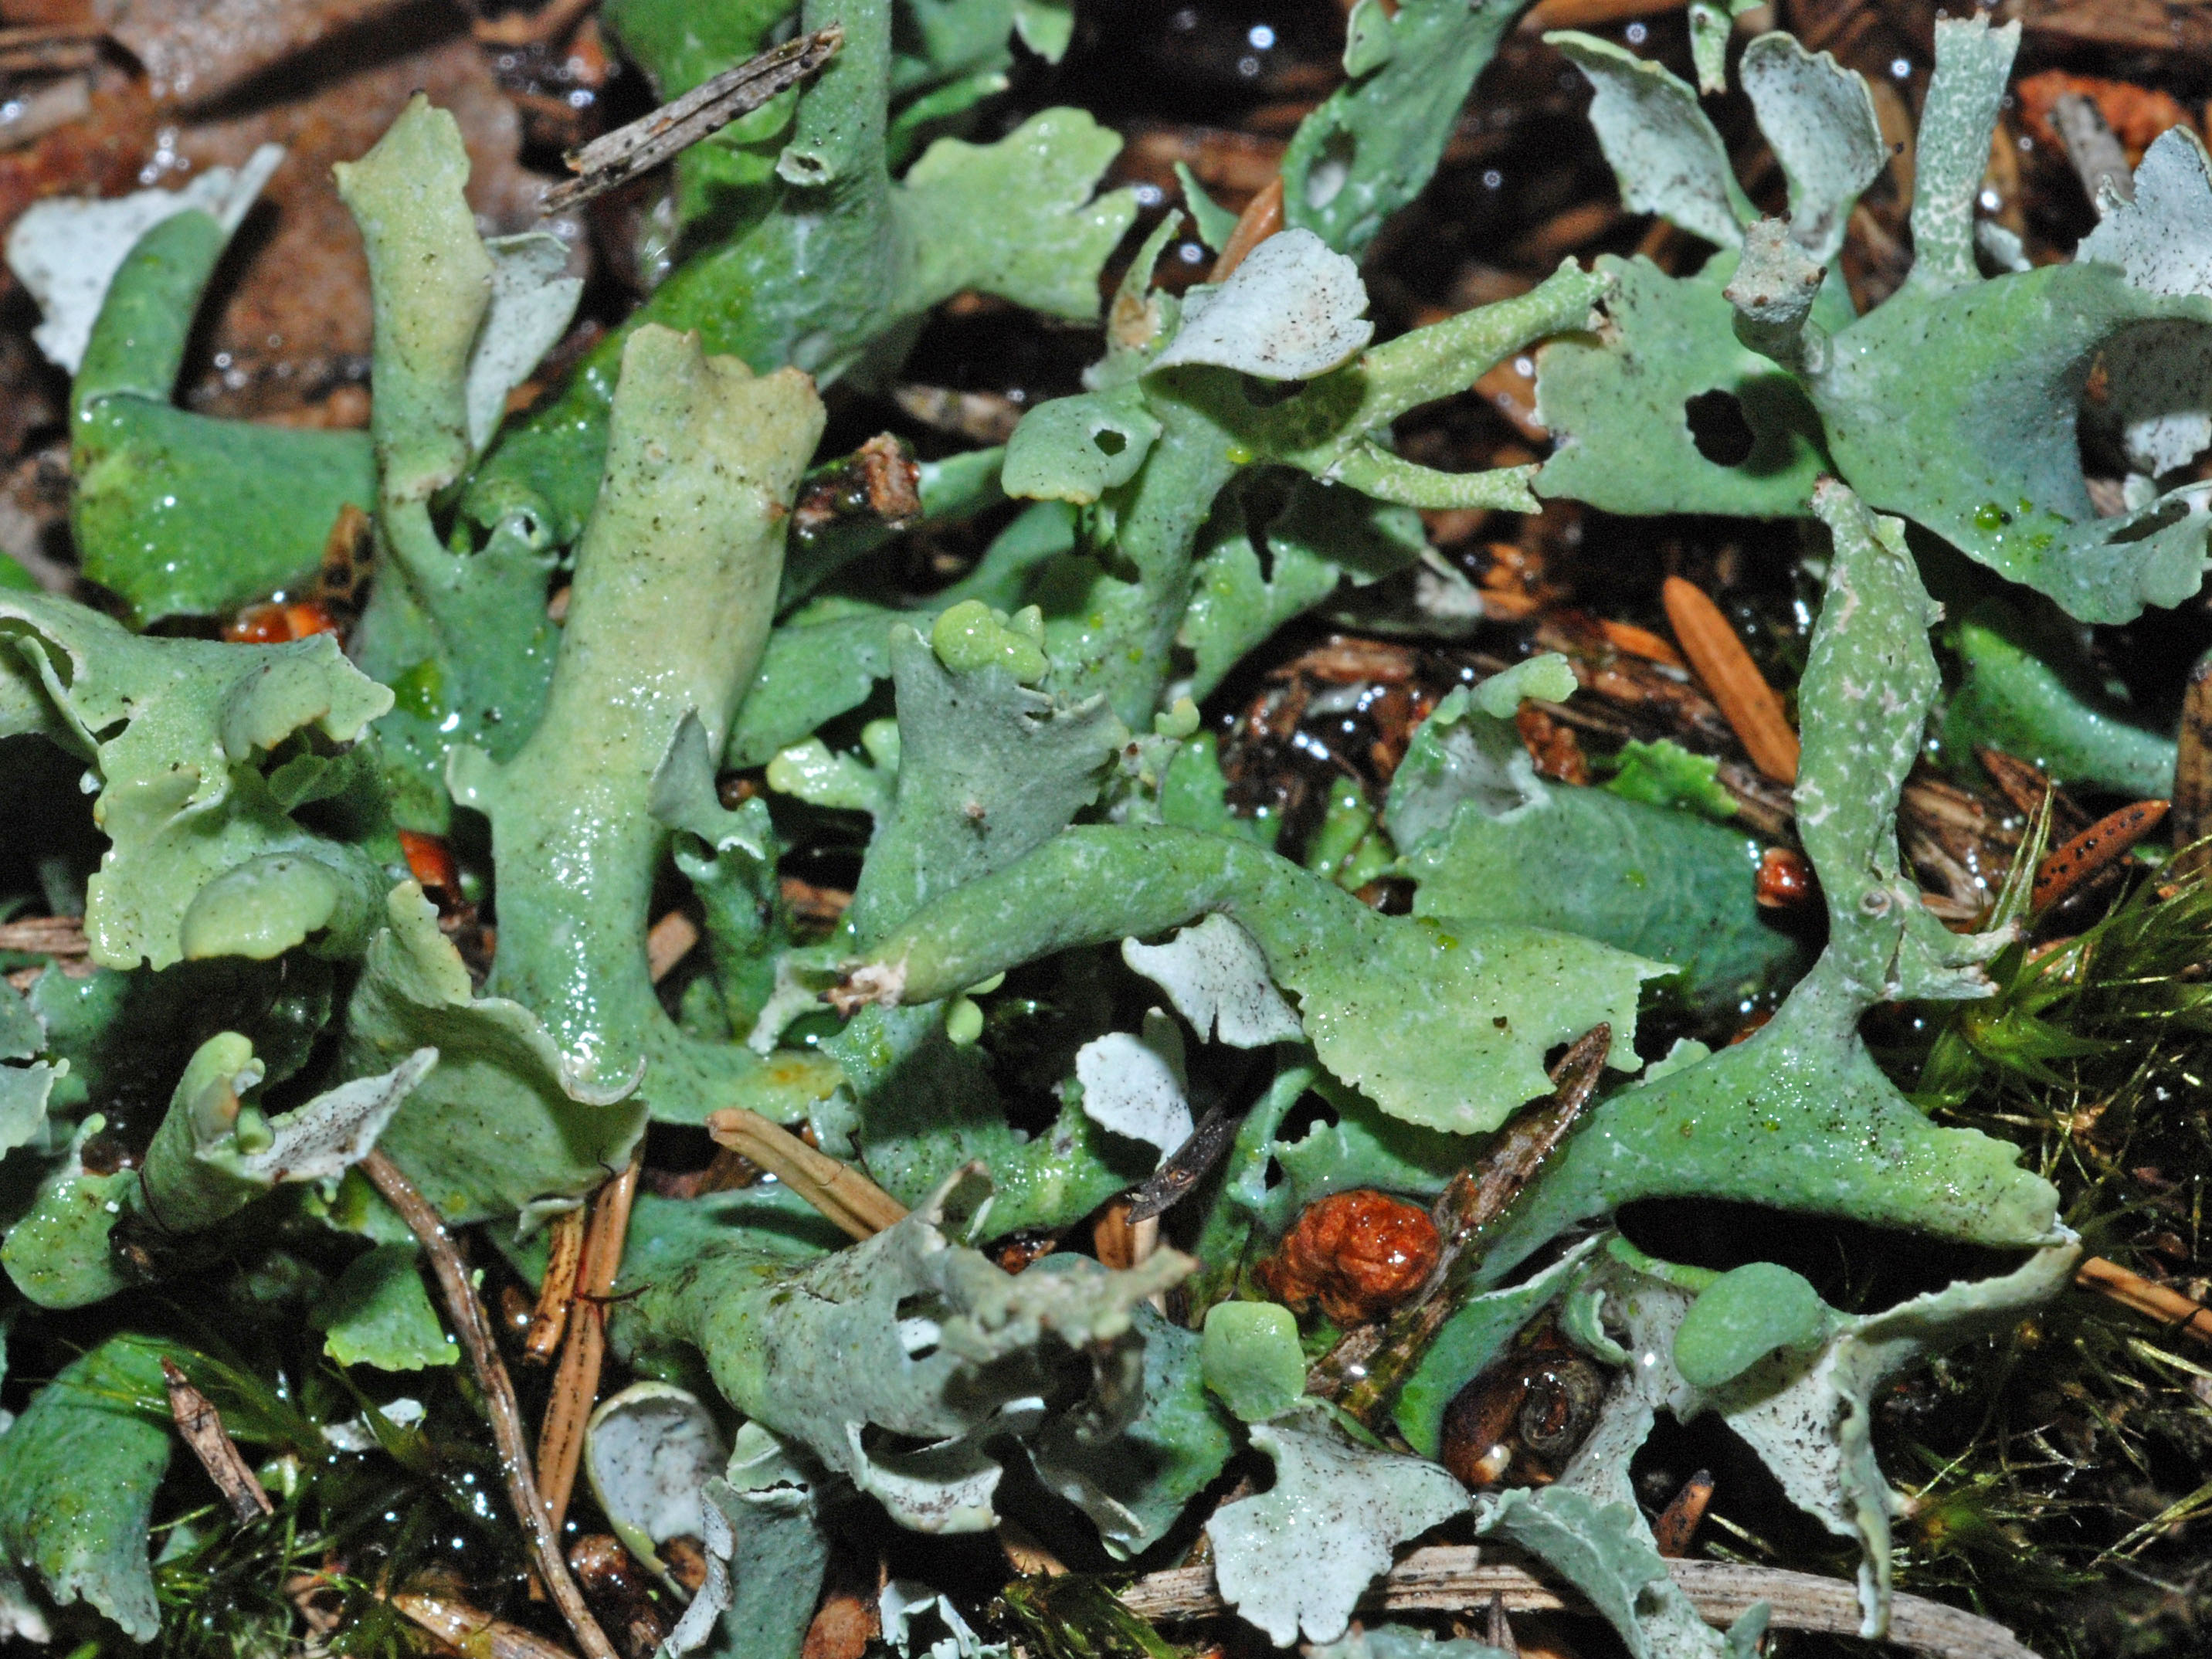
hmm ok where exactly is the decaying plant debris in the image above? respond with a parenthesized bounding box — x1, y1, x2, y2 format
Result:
(5, 0, 2212, 1656)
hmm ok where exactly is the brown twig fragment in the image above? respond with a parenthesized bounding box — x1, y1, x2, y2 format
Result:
(1123, 1549, 2044, 1658)
(645, 911, 701, 986)
(472, 0, 599, 48)
(1329, 1026, 1609, 1420)
(161, 1358, 273, 1525)
(1976, 748, 2088, 839)
(2076, 1254, 2212, 1344)
(2032, 799, 2168, 913)
(1126, 1102, 1238, 1223)
(1651, 1468, 1715, 1557)
(1661, 576, 1799, 785)
(1519, 0, 1686, 32)
(358, 1150, 619, 1659)
(707, 1106, 908, 1240)
(2051, 92, 2133, 212)
(391, 1588, 579, 1659)
(538, 1155, 643, 1531)
(0, 916, 89, 957)
(542, 29, 843, 214)
(523, 1205, 589, 1365)
(1485, 1593, 1520, 1657)
(2171, 652, 2212, 880)
(1209, 175, 1284, 282)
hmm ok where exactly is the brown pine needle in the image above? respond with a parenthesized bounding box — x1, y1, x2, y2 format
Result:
(1661, 575, 1800, 785)
(359, 1150, 618, 1659)
(537, 1155, 643, 1531)
(646, 911, 701, 985)
(1652, 1468, 1715, 1557)
(1210, 176, 1284, 282)
(2076, 1254, 2212, 1344)
(522, 1205, 589, 1365)
(707, 1107, 908, 1240)
(161, 1358, 273, 1525)
(2032, 799, 2168, 913)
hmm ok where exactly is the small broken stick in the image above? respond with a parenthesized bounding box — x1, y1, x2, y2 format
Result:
(522, 1203, 588, 1364)
(1662, 575, 1800, 785)
(2171, 651, 2212, 879)
(2075, 1254, 2212, 1344)
(359, 1150, 619, 1659)
(707, 1106, 908, 1240)
(542, 29, 843, 214)
(1326, 1025, 1610, 1420)
(1652, 1468, 1715, 1557)
(1126, 1101, 1239, 1223)
(161, 1357, 274, 1525)
(538, 1155, 643, 1531)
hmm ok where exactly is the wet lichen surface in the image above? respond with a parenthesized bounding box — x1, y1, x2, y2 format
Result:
(5, 2, 2212, 1657)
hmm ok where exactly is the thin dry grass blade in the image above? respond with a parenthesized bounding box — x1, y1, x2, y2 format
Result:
(707, 1107, 908, 1239)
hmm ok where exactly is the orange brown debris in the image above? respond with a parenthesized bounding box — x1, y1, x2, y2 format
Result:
(1515, 704, 1588, 786)
(399, 830, 461, 897)
(1756, 846, 1816, 910)
(1210, 174, 1284, 281)
(1661, 575, 1800, 785)
(2015, 71, 2197, 163)
(2034, 799, 2169, 914)
(1257, 1189, 1441, 1325)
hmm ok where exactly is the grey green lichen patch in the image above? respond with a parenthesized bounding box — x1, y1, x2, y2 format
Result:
(1540, 13, 2212, 626)
(0, 8, 2183, 1655)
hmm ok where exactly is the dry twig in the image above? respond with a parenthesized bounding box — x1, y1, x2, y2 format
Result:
(0, 916, 89, 957)
(1651, 1468, 1714, 1558)
(2076, 1254, 2212, 1344)
(707, 1106, 908, 1239)
(1127, 1103, 1239, 1223)
(2172, 651, 2212, 879)
(1121, 1548, 2044, 1658)
(1330, 1026, 1610, 1419)
(543, 30, 843, 214)
(161, 1358, 273, 1525)
(538, 1155, 643, 1529)
(522, 1205, 589, 1364)
(1210, 175, 1284, 282)
(391, 1588, 578, 1659)
(358, 1150, 618, 1659)
(646, 911, 701, 985)
(2051, 92, 2134, 211)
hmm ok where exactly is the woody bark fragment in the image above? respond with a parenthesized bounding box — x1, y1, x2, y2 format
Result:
(523, 1204, 588, 1365)
(161, 1357, 273, 1526)
(542, 30, 843, 213)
